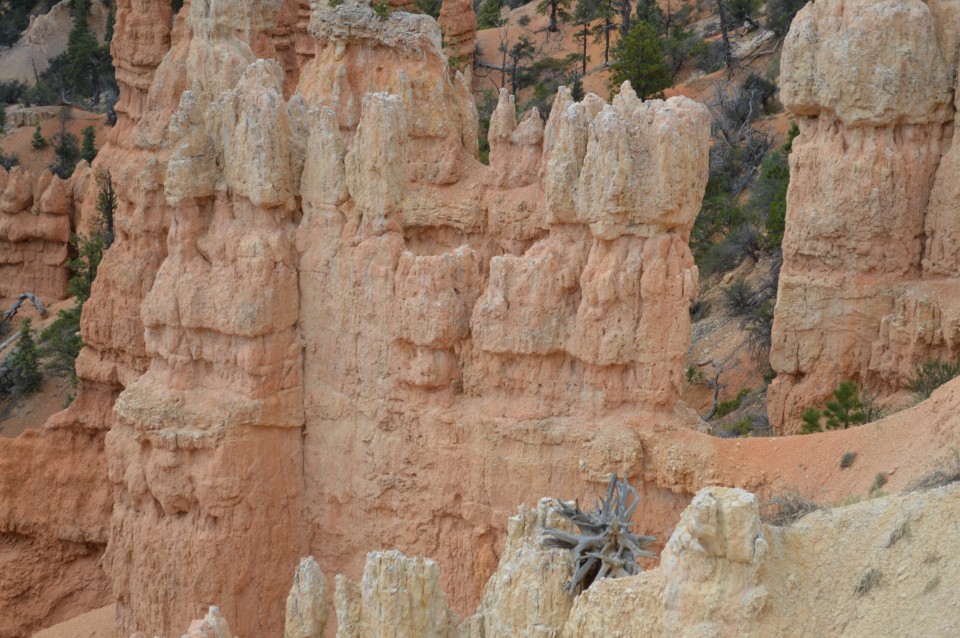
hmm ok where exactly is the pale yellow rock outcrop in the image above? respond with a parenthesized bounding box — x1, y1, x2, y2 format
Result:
(285, 557, 330, 638)
(310, 485, 960, 636)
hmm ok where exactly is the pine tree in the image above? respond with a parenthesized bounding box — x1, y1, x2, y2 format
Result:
(608, 21, 671, 98)
(477, 0, 504, 29)
(31, 122, 48, 150)
(536, 0, 572, 32)
(65, 0, 102, 101)
(572, 0, 597, 75)
(634, 0, 665, 33)
(591, 0, 617, 65)
(570, 73, 585, 101)
(81, 126, 97, 163)
(5, 318, 43, 396)
(507, 36, 535, 95)
(824, 381, 866, 429)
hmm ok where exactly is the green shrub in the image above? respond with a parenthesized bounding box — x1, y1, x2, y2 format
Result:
(414, 0, 442, 18)
(869, 472, 888, 495)
(695, 40, 726, 74)
(372, 0, 392, 17)
(722, 277, 755, 318)
(689, 293, 711, 322)
(906, 359, 960, 400)
(906, 452, 960, 491)
(722, 417, 755, 437)
(840, 451, 856, 469)
(0, 80, 28, 105)
(716, 388, 750, 418)
(765, 0, 809, 35)
(0, 151, 19, 171)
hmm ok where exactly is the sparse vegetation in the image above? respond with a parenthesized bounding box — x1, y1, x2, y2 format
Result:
(475, 88, 498, 165)
(715, 387, 750, 418)
(855, 568, 882, 596)
(906, 452, 960, 491)
(0, 80, 28, 105)
(765, 0, 809, 35)
(0, 151, 19, 171)
(760, 491, 821, 526)
(413, 0, 442, 18)
(692, 73, 787, 279)
(717, 415, 767, 438)
(869, 472, 888, 495)
(689, 290, 711, 322)
(840, 451, 856, 469)
(373, 1, 392, 18)
(906, 359, 960, 400)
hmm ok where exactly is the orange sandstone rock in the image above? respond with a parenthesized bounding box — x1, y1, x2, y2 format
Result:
(770, 0, 960, 432)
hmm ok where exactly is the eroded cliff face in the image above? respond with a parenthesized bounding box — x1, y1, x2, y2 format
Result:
(11, 0, 960, 634)
(769, 0, 960, 432)
(55, 0, 714, 635)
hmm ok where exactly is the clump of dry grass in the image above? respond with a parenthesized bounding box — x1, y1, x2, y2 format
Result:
(759, 491, 821, 526)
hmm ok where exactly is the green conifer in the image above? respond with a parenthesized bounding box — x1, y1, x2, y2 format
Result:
(31, 122, 48, 150)
(81, 126, 97, 163)
(5, 318, 43, 396)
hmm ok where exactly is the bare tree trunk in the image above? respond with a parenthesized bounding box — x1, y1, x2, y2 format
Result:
(619, 0, 631, 36)
(580, 25, 588, 74)
(716, 0, 734, 74)
(604, 18, 611, 64)
(549, 0, 558, 31)
(0, 293, 48, 338)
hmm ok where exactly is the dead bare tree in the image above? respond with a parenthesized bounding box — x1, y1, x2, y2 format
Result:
(0, 293, 47, 340)
(705, 80, 774, 196)
(691, 351, 740, 422)
(542, 474, 656, 594)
